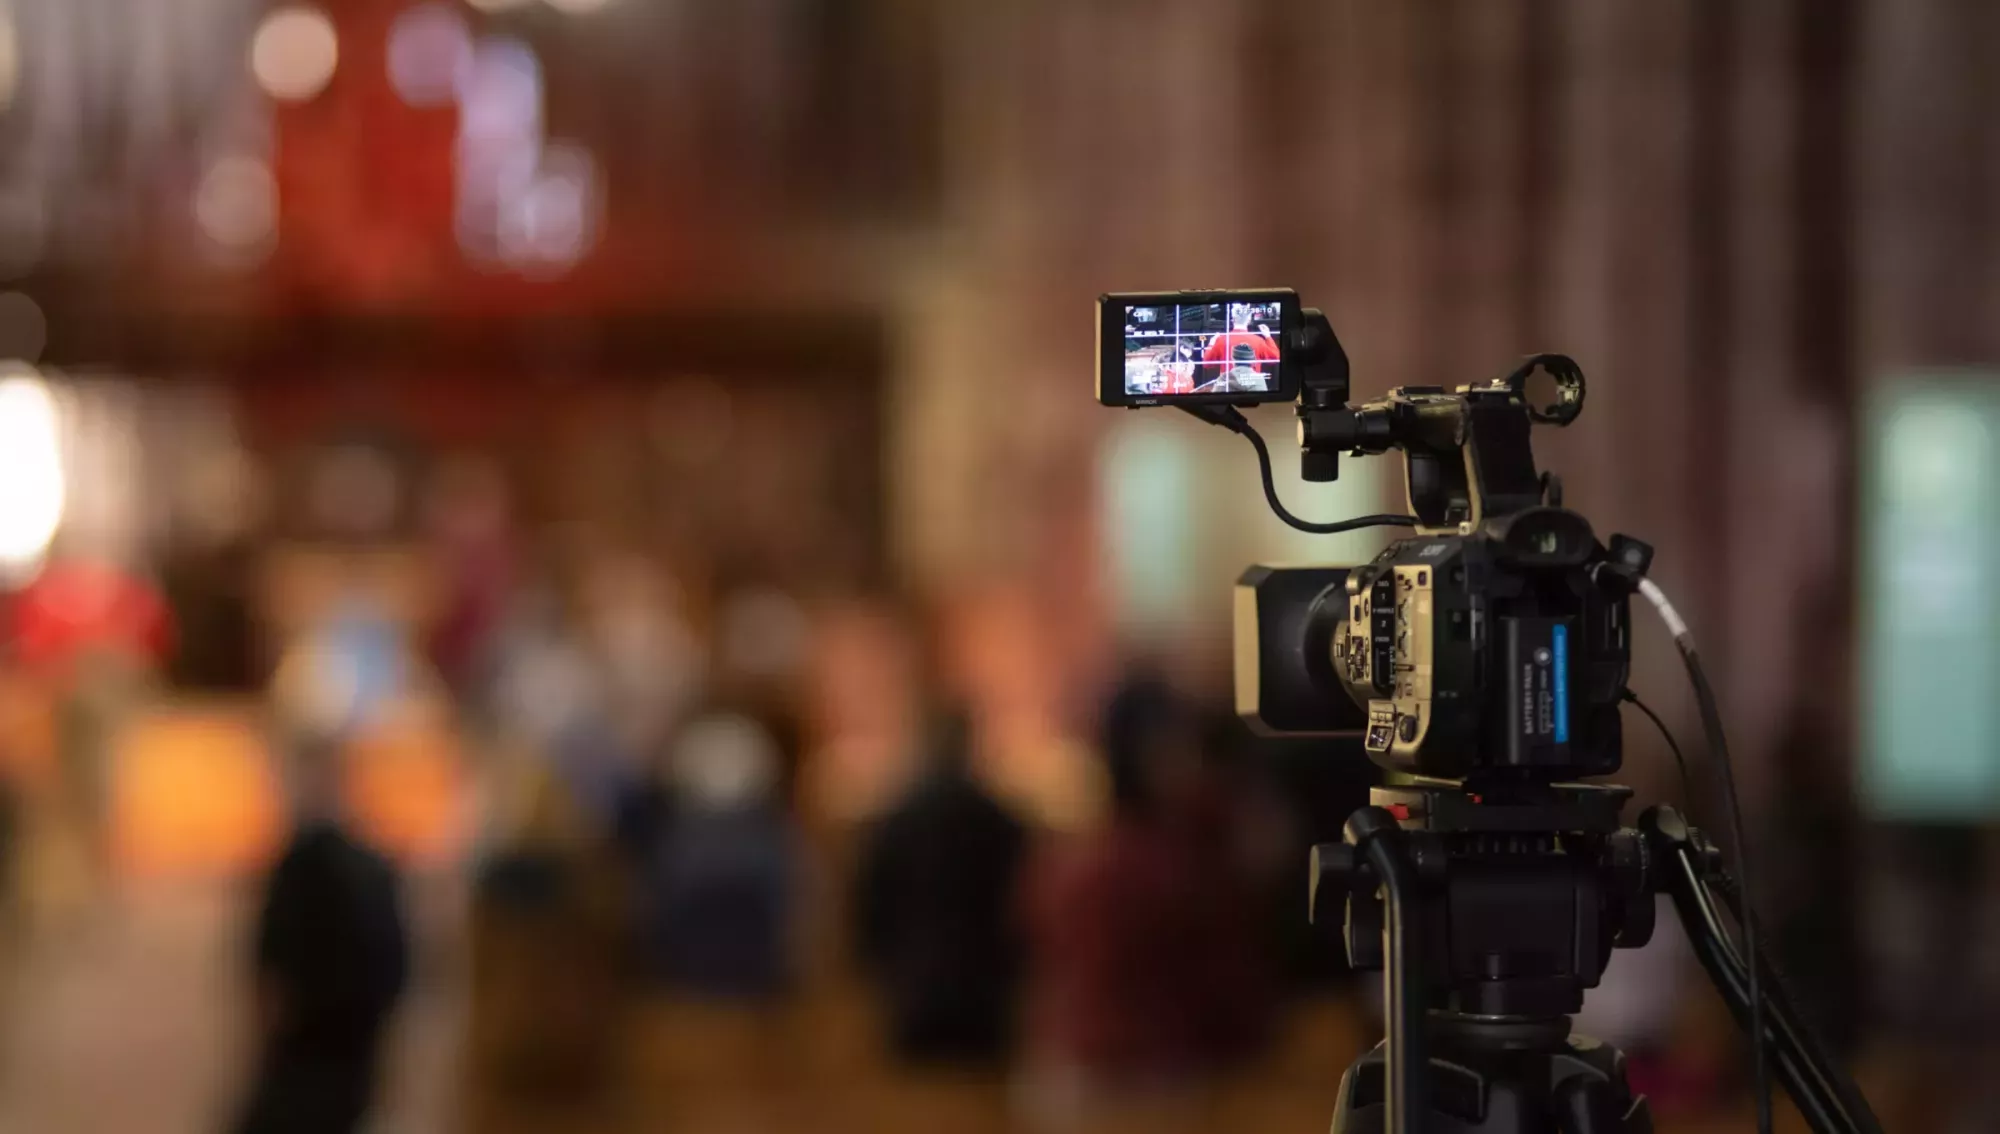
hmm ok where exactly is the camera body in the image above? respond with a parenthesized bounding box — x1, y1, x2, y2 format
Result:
(1237, 512, 1632, 782)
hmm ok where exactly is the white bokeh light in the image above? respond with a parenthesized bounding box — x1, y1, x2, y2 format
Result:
(454, 36, 548, 268)
(497, 143, 600, 273)
(195, 155, 278, 256)
(544, 0, 614, 13)
(0, 369, 66, 580)
(455, 35, 542, 145)
(251, 6, 340, 103)
(388, 3, 473, 108)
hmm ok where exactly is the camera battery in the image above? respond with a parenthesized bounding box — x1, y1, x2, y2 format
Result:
(1504, 617, 1572, 765)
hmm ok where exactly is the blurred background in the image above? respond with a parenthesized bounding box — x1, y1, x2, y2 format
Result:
(0, 1, 1993, 1132)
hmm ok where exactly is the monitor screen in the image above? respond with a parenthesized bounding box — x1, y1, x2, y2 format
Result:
(1120, 300, 1286, 398)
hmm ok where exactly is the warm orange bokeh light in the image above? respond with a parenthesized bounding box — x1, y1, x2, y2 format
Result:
(343, 718, 468, 868)
(108, 704, 284, 880)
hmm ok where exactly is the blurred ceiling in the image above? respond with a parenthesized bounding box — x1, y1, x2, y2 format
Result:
(0, 0, 944, 330)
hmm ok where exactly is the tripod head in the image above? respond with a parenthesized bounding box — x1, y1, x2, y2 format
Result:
(1311, 780, 1654, 1021)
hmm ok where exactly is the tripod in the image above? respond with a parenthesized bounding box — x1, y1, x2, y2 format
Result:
(1313, 781, 1883, 1134)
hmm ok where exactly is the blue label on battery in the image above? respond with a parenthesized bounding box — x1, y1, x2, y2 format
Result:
(1552, 623, 1570, 744)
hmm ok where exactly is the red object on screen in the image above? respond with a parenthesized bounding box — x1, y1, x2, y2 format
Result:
(1202, 331, 1281, 371)
(7, 560, 175, 674)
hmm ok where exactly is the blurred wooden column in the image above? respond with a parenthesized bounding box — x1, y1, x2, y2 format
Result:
(1857, 0, 1998, 374)
(1714, 0, 1853, 802)
(895, 0, 1280, 719)
(1259, 0, 1423, 400)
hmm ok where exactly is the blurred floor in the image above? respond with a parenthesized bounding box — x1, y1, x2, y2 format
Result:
(0, 871, 464, 1134)
(0, 870, 1884, 1134)
(0, 883, 246, 1133)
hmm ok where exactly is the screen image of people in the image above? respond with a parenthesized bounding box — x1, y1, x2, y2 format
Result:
(1122, 301, 1282, 396)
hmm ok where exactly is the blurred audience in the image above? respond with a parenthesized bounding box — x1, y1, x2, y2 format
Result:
(1021, 671, 1270, 1113)
(853, 706, 1029, 1067)
(641, 707, 800, 999)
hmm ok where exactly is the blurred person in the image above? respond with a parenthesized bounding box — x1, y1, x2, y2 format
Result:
(479, 579, 634, 836)
(421, 456, 518, 694)
(467, 758, 629, 1114)
(579, 551, 704, 768)
(853, 706, 1029, 1066)
(232, 733, 409, 1134)
(800, 597, 926, 824)
(641, 707, 800, 999)
(709, 582, 814, 807)
(1226, 726, 1374, 991)
(6, 553, 174, 912)
(1020, 671, 1270, 1120)
(942, 587, 1106, 834)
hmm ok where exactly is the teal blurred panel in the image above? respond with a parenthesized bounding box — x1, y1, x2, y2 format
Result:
(1858, 374, 2000, 821)
(1102, 417, 1199, 635)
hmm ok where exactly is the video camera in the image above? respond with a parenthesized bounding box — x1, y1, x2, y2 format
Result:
(1096, 288, 1882, 1134)
(1101, 288, 1649, 787)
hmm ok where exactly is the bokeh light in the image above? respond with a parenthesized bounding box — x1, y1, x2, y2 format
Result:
(544, 0, 615, 13)
(453, 35, 550, 269)
(387, 3, 473, 109)
(193, 155, 278, 258)
(250, 6, 340, 103)
(454, 35, 543, 147)
(0, 368, 66, 580)
(496, 143, 600, 273)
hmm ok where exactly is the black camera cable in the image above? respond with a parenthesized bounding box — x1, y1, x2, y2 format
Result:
(1620, 688, 1696, 820)
(1631, 576, 1772, 1134)
(1180, 405, 1418, 534)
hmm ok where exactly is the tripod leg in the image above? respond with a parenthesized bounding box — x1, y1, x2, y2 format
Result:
(1553, 1076, 1654, 1133)
(1551, 1077, 1623, 1134)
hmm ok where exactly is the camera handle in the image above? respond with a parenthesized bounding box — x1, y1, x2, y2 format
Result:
(1294, 352, 1585, 531)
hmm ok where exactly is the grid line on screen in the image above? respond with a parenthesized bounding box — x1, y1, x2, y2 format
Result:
(1120, 300, 1283, 396)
